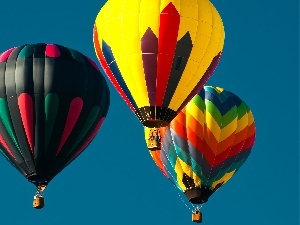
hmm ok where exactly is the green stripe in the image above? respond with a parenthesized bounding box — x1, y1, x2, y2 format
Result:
(0, 148, 11, 162)
(204, 160, 244, 186)
(66, 106, 101, 158)
(191, 94, 205, 112)
(68, 48, 84, 63)
(18, 45, 35, 58)
(45, 93, 59, 149)
(166, 141, 178, 168)
(0, 98, 22, 153)
(221, 106, 238, 128)
(237, 102, 248, 119)
(205, 100, 222, 124)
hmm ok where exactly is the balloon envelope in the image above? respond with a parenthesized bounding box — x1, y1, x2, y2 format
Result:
(145, 86, 256, 204)
(94, 0, 225, 127)
(0, 43, 110, 186)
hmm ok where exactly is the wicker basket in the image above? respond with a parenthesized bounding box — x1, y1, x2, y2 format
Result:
(33, 196, 44, 209)
(192, 211, 202, 223)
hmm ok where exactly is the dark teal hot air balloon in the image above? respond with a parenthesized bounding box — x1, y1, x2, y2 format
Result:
(0, 43, 110, 209)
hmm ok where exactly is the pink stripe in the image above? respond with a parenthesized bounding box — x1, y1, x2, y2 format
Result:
(67, 117, 105, 164)
(45, 44, 60, 58)
(56, 97, 83, 155)
(0, 47, 16, 62)
(18, 93, 34, 153)
(0, 134, 16, 160)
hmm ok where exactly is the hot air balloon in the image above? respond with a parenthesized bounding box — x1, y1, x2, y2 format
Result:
(0, 43, 110, 209)
(93, 0, 225, 128)
(144, 86, 256, 223)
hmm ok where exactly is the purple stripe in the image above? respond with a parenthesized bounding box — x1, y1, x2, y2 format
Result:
(141, 28, 158, 105)
(177, 52, 222, 112)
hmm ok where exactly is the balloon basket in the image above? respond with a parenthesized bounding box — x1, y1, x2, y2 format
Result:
(33, 196, 44, 209)
(192, 211, 202, 223)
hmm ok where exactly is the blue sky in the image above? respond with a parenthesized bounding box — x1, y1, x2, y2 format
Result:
(0, 0, 298, 224)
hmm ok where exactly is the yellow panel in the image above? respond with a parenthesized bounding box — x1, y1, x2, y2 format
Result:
(168, 3, 213, 109)
(175, 158, 201, 191)
(186, 102, 205, 128)
(174, 158, 186, 190)
(211, 170, 236, 189)
(219, 118, 238, 142)
(95, 0, 150, 108)
(236, 113, 249, 133)
(144, 127, 150, 142)
(214, 86, 224, 93)
(247, 111, 255, 125)
(139, 1, 160, 36)
(169, 0, 224, 110)
(205, 111, 221, 142)
(95, 0, 225, 110)
(160, 0, 181, 12)
(177, 0, 199, 41)
(209, 1, 226, 53)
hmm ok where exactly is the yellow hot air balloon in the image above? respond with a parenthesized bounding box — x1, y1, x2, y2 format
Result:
(94, 0, 224, 127)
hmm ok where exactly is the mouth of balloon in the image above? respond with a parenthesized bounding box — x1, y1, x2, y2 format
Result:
(142, 119, 169, 128)
(135, 106, 177, 128)
(184, 188, 213, 204)
(189, 197, 208, 204)
(26, 173, 49, 186)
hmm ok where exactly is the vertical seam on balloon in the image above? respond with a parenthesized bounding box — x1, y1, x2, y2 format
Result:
(225, 104, 251, 173)
(173, 0, 214, 110)
(160, 128, 183, 191)
(219, 98, 244, 179)
(208, 93, 238, 186)
(0, 134, 16, 160)
(56, 97, 83, 156)
(176, 53, 222, 113)
(198, 89, 204, 187)
(18, 93, 34, 154)
(161, 129, 177, 184)
(211, 1, 224, 68)
(202, 90, 209, 187)
(93, 26, 127, 107)
(159, 129, 194, 209)
(178, 111, 196, 186)
(0, 48, 16, 62)
(205, 91, 228, 184)
(12, 56, 32, 171)
(66, 117, 105, 165)
(98, 40, 136, 111)
(171, 125, 192, 191)
(228, 109, 255, 175)
(160, 132, 173, 179)
(159, 131, 195, 210)
(65, 107, 100, 159)
(121, 0, 142, 110)
(63, 63, 100, 161)
(155, 3, 180, 106)
(1, 54, 30, 171)
(184, 109, 200, 188)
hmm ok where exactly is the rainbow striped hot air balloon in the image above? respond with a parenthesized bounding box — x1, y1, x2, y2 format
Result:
(144, 86, 256, 221)
(94, 0, 225, 128)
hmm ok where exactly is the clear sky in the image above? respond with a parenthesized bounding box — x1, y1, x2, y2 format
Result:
(0, 0, 298, 224)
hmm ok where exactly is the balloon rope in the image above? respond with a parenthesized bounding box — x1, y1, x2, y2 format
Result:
(148, 128, 196, 211)
(176, 191, 193, 211)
